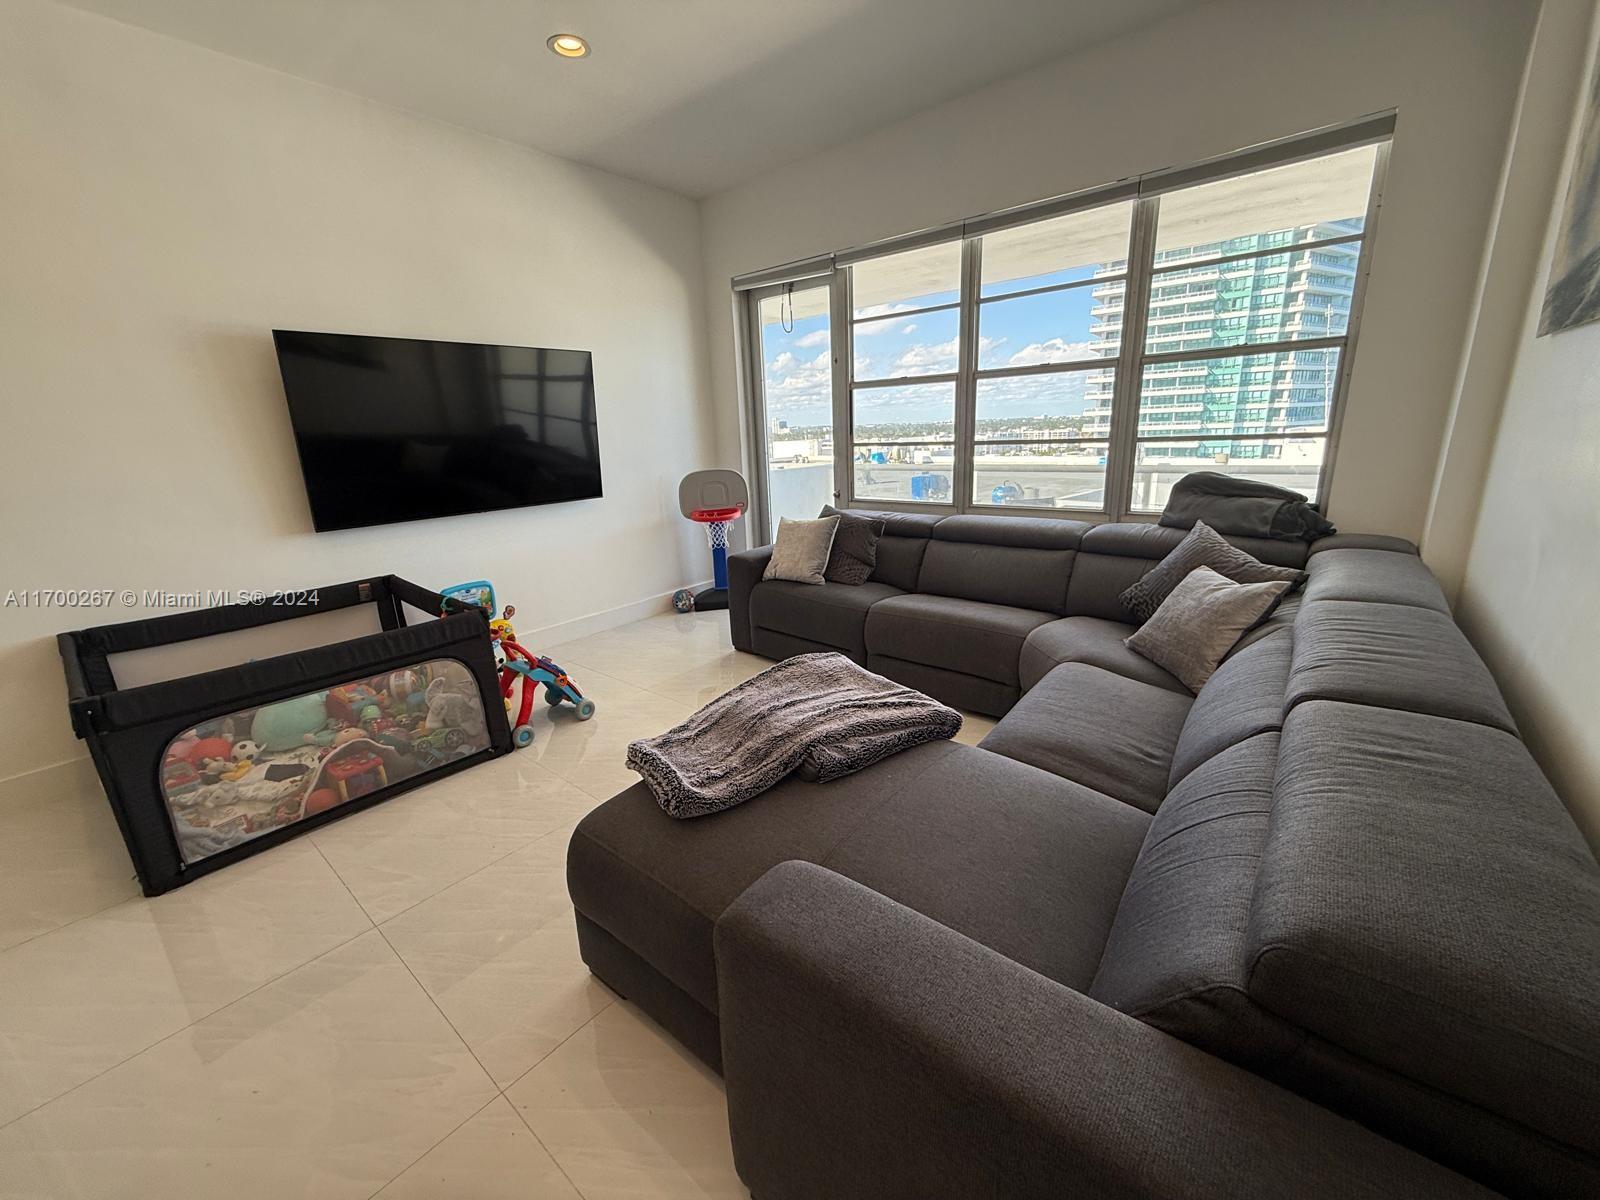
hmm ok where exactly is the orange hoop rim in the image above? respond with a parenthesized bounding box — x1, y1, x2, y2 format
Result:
(689, 505, 744, 523)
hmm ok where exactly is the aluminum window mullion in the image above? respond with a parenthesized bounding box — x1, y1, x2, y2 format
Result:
(1141, 333, 1349, 366)
(831, 267, 853, 509)
(978, 271, 1129, 307)
(852, 299, 960, 326)
(1150, 232, 1364, 278)
(973, 357, 1118, 383)
(1106, 196, 1160, 519)
(852, 371, 960, 389)
(1317, 140, 1389, 516)
(954, 238, 981, 514)
(736, 291, 772, 543)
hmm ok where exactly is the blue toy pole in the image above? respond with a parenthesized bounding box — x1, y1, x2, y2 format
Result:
(711, 522, 730, 590)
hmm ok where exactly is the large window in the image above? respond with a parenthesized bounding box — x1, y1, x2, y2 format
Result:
(739, 124, 1389, 536)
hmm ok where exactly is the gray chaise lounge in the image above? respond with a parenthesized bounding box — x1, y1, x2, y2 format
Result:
(567, 511, 1600, 1198)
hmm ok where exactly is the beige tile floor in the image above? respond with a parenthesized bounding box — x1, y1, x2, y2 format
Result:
(0, 610, 996, 1200)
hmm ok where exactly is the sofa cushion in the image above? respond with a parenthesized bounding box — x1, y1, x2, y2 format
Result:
(748, 579, 903, 662)
(865, 593, 1055, 686)
(763, 515, 840, 585)
(820, 506, 885, 585)
(915, 515, 1084, 613)
(1301, 546, 1448, 611)
(569, 740, 1148, 1012)
(865, 655, 1019, 718)
(1168, 629, 1293, 785)
(978, 663, 1191, 812)
(1124, 567, 1290, 692)
(1119, 521, 1307, 623)
(1248, 700, 1600, 1164)
(1091, 732, 1301, 1066)
(1286, 599, 1516, 733)
(850, 509, 940, 591)
(1064, 523, 1307, 622)
(1018, 616, 1189, 694)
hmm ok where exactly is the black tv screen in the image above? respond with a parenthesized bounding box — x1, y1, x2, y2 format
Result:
(273, 330, 602, 532)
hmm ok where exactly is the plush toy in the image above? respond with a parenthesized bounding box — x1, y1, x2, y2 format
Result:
(230, 739, 260, 762)
(424, 678, 487, 738)
(184, 736, 233, 768)
(251, 693, 329, 752)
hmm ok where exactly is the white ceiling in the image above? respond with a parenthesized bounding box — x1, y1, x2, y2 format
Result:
(56, 0, 1204, 197)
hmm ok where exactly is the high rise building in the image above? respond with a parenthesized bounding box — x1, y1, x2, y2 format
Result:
(1080, 221, 1359, 462)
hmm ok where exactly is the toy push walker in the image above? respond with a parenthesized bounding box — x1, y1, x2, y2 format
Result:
(500, 639, 594, 747)
(675, 469, 749, 612)
(439, 581, 595, 749)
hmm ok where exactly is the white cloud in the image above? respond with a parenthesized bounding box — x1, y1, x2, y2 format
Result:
(900, 323, 918, 335)
(795, 328, 830, 348)
(1007, 339, 1096, 368)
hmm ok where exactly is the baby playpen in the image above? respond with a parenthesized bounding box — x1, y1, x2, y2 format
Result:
(59, 576, 512, 895)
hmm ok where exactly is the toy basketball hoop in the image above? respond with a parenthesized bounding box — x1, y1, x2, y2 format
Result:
(676, 470, 748, 612)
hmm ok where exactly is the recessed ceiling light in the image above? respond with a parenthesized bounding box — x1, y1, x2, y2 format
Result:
(547, 33, 590, 59)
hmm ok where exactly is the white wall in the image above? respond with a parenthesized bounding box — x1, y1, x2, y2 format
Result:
(699, 0, 1538, 555)
(0, 0, 715, 782)
(1456, 2, 1600, 852)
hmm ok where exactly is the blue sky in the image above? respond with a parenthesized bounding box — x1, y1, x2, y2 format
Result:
(760, 277, 1109, 433)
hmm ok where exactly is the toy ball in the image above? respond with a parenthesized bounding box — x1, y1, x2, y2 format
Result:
(230, 739, 260, 762)
(387, 670, 422, 701)
(672, 588, 695, 613)
(252, 693, 332, 752)
(184, 736, 233, 767)
(304, 788, 340, 816)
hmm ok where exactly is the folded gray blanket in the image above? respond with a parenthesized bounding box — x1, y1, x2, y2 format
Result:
(625, 652, 962, 818)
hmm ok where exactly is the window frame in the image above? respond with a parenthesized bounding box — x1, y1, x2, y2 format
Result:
(735, 119, 1392, 540)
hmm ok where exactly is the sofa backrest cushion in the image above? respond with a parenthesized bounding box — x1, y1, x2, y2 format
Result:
(1285, 599, 1516, 733)
(1248, 699, 1600, 1173)
(844, 509, 940, 592)
(1300, 546, 1448, 610)
(1089, 732, 1300, 1066)
(915, 515, 1086, 613)
(1066, 523, 1309, 622)
(1167, 629, 1293, 785)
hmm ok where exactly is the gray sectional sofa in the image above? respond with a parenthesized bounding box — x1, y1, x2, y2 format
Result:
(566, 510, 1600, 1198)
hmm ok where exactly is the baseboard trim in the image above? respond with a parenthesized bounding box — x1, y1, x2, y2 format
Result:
(522, 581, 713, 648)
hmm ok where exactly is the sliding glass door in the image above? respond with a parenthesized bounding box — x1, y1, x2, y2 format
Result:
(749, 283, 836, 540)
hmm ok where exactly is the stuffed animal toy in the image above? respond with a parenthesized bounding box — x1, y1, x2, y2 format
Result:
(424, 678, 487, 738)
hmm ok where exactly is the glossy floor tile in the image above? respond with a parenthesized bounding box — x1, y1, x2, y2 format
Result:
(379, 825, 614, 1086)
(0, 932, 496, 1200)
(309, 756, 595, 924)
(374, 1096, 582, 1200)
(0, 609, 993, 1198)
(0, 838, 371, 1125)
(507, 1003, 750, 1200)
(0, 758, 141, 952)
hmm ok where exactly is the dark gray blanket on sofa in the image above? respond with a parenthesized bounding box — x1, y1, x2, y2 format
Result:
(625, 652, 962, 819)
(1159, 470, 1336, 541)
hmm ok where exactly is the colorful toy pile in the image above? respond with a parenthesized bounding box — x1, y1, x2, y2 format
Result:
(159, 657, 492, 864)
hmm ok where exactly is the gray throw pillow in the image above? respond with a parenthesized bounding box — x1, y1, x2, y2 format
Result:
(763, 516, 841, 585)
(1120, 520, 1307, 623)
(821, 506, 885, 585)
(1125, 566, 1291, 692)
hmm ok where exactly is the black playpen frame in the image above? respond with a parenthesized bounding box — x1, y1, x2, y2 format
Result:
(59, 576, 513, 896)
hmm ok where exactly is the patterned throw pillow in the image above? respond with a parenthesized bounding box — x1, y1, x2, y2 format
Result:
(820, 506, 885, 585)
(762, 516, 841, 586)
(1120, 520, 1307, 623)
(1125, 566, 1291, 692)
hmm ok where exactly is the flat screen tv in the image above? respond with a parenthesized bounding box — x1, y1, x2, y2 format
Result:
(273, 330, 602, 532)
